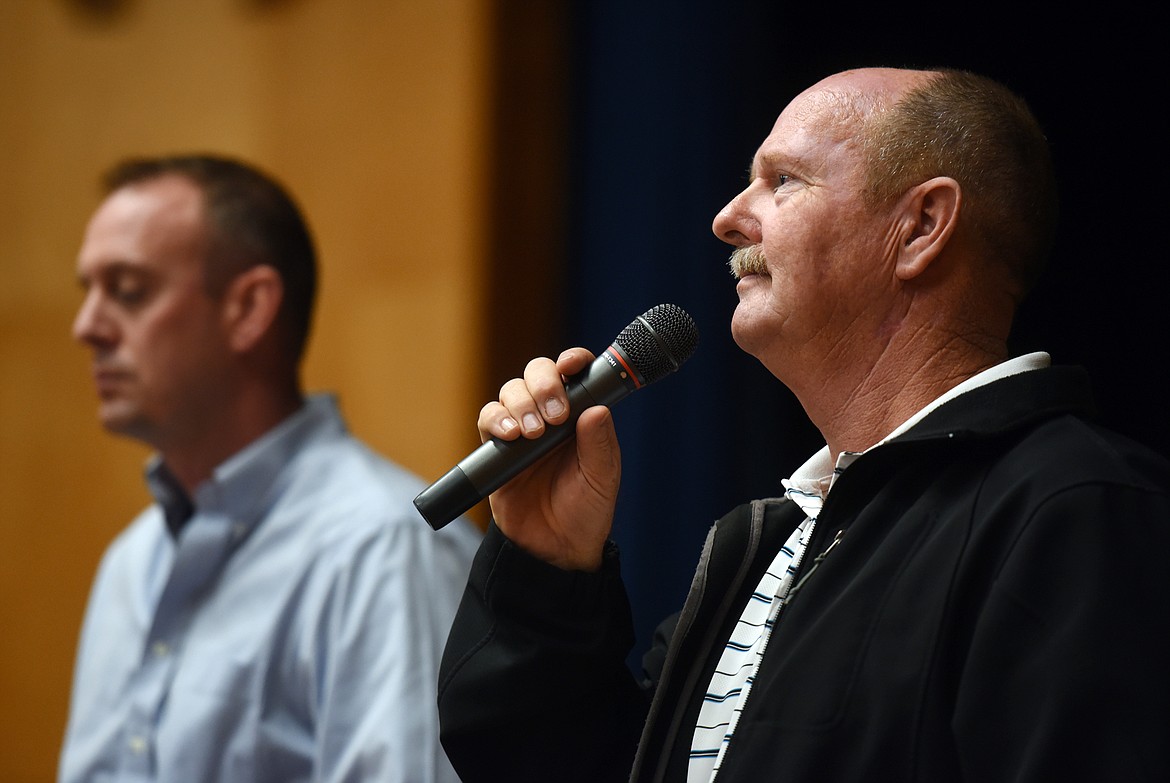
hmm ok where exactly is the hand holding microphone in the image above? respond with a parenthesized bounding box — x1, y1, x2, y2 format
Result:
(414, 304, 698, 568)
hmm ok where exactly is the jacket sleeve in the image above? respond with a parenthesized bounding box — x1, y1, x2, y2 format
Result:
(952, 479, 1170, 781)
(437, 522, 652, 783)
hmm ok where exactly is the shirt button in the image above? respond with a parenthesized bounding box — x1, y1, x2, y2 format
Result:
(151, 641, 170, 658)
(128, 735, 148, 754)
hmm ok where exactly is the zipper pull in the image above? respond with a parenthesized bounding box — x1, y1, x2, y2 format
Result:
(817, 528, 845, 561)
(782, 528, 845, 606)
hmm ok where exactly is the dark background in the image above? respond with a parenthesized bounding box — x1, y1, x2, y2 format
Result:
(487, 1, 1169, 667)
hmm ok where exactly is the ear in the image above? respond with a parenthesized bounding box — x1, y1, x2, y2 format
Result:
(895, 177, 961, 281)
(220, 264, 284, 353)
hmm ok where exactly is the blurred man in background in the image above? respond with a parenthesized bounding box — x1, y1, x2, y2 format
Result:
(61, 154, 480, 782)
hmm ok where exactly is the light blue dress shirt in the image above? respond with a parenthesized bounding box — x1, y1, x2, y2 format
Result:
(59, 395, 482, 783)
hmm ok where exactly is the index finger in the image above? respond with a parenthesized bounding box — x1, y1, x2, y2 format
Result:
(554, 347, 596, 377)
(521, 354, 577, 428)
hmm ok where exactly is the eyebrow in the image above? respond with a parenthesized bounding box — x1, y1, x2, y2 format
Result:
(77, 259, 149, 287)
(748, 151, 782, 183)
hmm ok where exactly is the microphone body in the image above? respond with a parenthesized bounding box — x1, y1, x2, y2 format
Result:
(414, 304, 698, 530)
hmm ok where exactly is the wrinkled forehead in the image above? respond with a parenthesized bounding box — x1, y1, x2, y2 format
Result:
(781, 85, 879, 141)
(777, 66, 927, 138)
(747, 88, 872, 179)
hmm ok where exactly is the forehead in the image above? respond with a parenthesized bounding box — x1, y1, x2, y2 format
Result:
(749, 88, 870, 179)
(78, 175, 208, 275)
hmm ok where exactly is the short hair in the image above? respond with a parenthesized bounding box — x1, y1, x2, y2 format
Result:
(103, 154, 318, 361)
(861, 70, 1058, 299)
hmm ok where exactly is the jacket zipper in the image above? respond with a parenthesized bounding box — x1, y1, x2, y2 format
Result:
(712, 519, 839, 780)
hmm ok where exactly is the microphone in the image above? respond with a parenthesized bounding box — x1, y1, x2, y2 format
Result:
(414, 304, 699, 530)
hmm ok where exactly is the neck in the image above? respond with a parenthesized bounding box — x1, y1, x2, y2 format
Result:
(791, 320, 1008, 463)
(159, 383, 304, 496)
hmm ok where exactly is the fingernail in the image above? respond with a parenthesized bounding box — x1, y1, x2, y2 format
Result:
(544, 398, 564, 418)
(500, 417, 518, 434)
(522, 413, 541, 433)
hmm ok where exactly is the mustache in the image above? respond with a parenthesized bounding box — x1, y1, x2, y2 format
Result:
(728, 245, 768, 279)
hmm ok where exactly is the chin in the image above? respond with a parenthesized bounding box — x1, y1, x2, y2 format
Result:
(731, 303, 787, 367)
(98, 401, 146, 438)
(730, 310, 758, 356)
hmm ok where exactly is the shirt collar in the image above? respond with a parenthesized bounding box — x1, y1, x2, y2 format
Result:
(145, 394, 346, 539)
(144, 460, 195, 538)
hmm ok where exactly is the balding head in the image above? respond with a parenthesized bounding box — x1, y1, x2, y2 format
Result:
(854, 69, 1058, 301)
(779, 68, 1056, 302)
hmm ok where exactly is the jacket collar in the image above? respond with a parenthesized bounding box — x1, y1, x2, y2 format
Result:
(890, 365, 1097, 446)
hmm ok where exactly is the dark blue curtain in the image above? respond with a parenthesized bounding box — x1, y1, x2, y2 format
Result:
(556, 1, 1168, 668)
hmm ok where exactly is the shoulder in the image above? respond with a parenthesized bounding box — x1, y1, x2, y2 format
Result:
(96, 505, 167, 569)
(276, 431, 482, 561)
(80, 505, 170, 612)
(993, 413, 1170, 499)
(963, 415, 1170, 592)
(714, 497, 801, 529)
(283, 431, 425, 526)
(702, 497, 804, 568)
(900, 364, 1168, 503)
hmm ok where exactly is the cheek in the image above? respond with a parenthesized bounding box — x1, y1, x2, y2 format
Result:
(133, 309, 223, 385)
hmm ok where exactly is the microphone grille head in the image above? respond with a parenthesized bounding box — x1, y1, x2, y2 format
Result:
(615, 303, 699, 385)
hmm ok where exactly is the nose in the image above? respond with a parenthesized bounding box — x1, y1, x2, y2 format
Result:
(711, 187, 760, 247)
(72, 288, 115, 348)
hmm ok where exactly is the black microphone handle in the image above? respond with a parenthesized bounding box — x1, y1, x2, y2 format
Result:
(414, 346, 638, 530)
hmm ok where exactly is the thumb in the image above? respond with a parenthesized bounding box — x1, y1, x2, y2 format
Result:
(575, 406, 621, 500)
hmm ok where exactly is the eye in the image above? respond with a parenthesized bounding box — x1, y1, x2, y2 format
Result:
(107, 270, 151, 307)
(773, 174, 792, 191)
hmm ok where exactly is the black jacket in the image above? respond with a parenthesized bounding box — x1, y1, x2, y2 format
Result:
(438, 366, 1170, 781)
